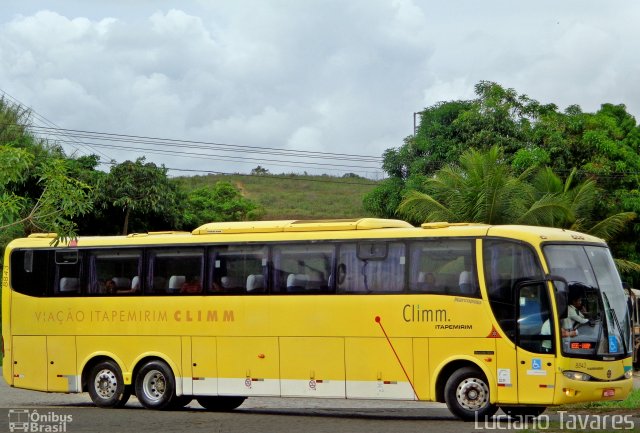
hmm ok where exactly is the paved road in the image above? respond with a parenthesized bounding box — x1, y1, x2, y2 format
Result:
(0, 371, 638, 433)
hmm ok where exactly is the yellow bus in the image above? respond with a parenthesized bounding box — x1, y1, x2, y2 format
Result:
(1, 218, 634, 421)
(627, 287, 640, 368)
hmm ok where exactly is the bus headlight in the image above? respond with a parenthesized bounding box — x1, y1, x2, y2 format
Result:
(563, 371, 592, 381)
(625, 370, 633, 379)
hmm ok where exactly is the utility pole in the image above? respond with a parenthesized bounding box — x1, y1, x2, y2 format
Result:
(413, 112, 420, 136)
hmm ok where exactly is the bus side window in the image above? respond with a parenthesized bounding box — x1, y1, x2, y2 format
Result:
(337, 242, 404, 293)
(10, 250, 53, 297)
(148, 248, 204, 295)
(484, 239, 544, 342)
(517, 283, 553, 353)
(409, 239, 477, 297)
(54, 250, 81, 296)
(88, 249, 142, 295)
(208, 245, 267, 294)
(272, 244, 334, 294)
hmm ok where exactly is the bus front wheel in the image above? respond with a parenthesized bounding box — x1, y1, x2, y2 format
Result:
(87, 360, 131, 408)
(135, 360, 176, 410)
(196, 396, 246, 411)
(444, 366, 498, 421)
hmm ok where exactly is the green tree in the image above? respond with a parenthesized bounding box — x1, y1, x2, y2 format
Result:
(397, 147, 637, 258)
(181, 181, 262, 228)
(0, 98, 93, 248)
(398, 146, 571, 226)
(251, 165, 270, 176)
(365, 81, 640, 281)
(100, 158, 178, 235)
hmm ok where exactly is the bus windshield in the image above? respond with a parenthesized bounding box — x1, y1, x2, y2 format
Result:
(544, 244, 633, 358)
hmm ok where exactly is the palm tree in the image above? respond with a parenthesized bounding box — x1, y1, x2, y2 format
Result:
(398, 146, 571, 226)
(531, 166, 637, 241)
(397, 146, 640, 273)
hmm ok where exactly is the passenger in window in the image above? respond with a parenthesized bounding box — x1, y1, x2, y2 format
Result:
(181, 276, 202, 294)
(110, 278, 140, 295)
(105, 279, 117, 294)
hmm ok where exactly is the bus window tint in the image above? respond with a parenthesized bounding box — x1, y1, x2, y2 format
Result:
(54, 250, 82, 296)
(10, 250, 53, 297)
(484, 240, 543, 340)
(408, 239, 478, 296)
(517, 282, 554, 353)
(148, 248, 204, 295)
(208, 245, 267, 294)
(87, 249, 142, 295)
(272, 244, 334, 294)
(338, 242, 405, 293)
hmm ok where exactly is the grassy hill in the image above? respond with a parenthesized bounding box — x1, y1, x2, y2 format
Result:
(173, 173, 380, 220)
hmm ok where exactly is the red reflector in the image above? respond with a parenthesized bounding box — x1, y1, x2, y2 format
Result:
(603, 389, 615, 397)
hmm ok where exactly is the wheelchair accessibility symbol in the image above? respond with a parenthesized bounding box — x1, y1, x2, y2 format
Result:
(531, 358, 542, 370)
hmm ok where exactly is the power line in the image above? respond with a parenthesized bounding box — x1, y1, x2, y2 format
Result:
(26, 125, 383, 163)
(98, 160, 382, 186)
(52, 139, 382, 171)
(0, 89, 114, 161)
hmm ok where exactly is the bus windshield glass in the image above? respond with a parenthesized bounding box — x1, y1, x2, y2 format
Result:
(544, 244, 633, 358)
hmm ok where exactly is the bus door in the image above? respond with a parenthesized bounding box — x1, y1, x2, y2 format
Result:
(515, 282, 556, 403)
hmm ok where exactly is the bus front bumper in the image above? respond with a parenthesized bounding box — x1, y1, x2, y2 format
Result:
(553, 374, 633, 404)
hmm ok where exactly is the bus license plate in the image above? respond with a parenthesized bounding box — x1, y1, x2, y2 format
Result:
(603, 389, 615, 397)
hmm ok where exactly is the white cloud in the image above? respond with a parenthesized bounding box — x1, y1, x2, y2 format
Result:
(0, 1, 639, 177)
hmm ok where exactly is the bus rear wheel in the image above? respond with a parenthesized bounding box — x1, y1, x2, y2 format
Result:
(196, 396, 246, 411)
(88, 360, 131, 408)
(501, 406, 546, 419)
(135, 360, 176, 410)
(444, 366, 497, 421)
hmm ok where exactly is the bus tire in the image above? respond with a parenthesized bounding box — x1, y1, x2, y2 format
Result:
(135, 360, 176, 410)
(500, 406, 546, 419)
(168, 395, 193, 410)
(196, 396, 246, 411)
(88, 360, 130, 408)
(444, 366, 497, 421)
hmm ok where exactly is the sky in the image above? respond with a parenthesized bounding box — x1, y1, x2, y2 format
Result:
(1, 0, 639, 178)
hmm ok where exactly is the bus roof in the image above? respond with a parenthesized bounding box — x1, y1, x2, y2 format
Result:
(7, 219, 606, 249)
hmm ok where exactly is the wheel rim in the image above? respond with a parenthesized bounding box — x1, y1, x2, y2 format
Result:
(456, 377, 489, 411)
(142, 369, 167, 403)
(94, 368, 118, 400)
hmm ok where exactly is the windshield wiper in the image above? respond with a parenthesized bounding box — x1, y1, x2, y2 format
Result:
(602, 292, 628, 354)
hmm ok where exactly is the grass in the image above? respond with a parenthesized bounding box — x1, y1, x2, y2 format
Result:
(172, 173, 379, 220)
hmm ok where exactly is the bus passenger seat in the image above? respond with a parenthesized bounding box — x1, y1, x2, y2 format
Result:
(131, 276, 140, 290)
(59, 277, 79, 293)
(459, 271, 472, 294)
(286, 274, 307, 292)
(246, 274, 264, 292)
(168, 275, 186, 292)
